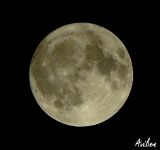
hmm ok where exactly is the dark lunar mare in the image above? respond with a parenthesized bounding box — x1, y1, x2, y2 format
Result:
(83, 30, 129, 83)
(31, 37, 85, 110)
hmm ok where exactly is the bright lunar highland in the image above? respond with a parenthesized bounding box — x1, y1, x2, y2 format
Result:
(29, 23, 133, 126)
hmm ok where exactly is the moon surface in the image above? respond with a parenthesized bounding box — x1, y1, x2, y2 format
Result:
(29, 23, 133, 126)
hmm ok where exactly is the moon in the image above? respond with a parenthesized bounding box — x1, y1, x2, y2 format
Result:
(29, 23, 133, 126)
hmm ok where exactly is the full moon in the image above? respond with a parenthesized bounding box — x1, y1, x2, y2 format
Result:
(29, 23, 133, 126)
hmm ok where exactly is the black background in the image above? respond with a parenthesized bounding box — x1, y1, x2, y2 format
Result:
(3, 1, 159, 149)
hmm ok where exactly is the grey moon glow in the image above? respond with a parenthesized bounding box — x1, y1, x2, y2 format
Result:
(29, 23, 133, 127)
